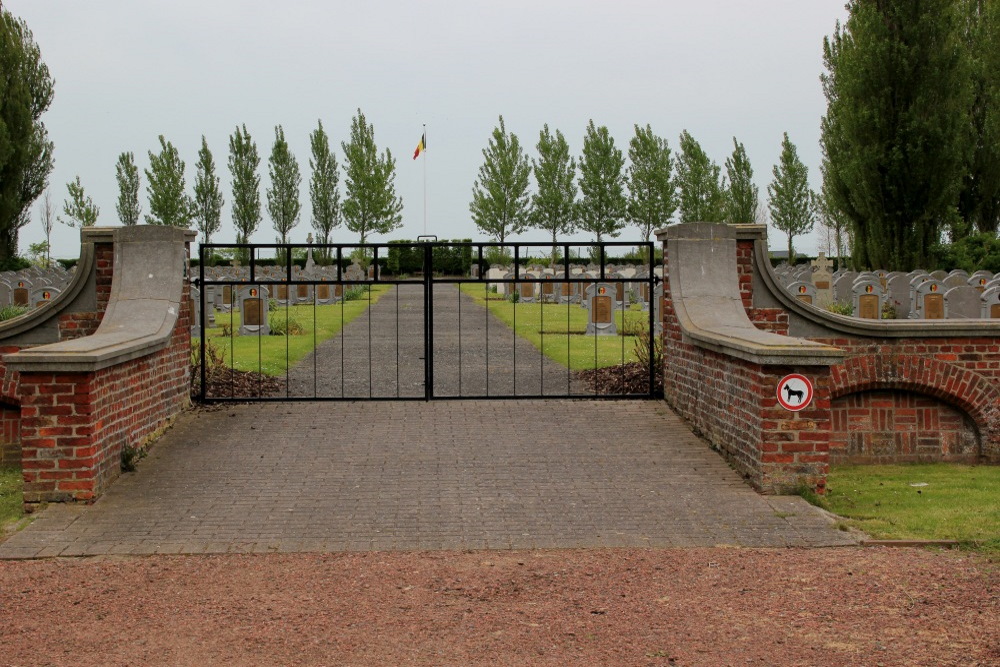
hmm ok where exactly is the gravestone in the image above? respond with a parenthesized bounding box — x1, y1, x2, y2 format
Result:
(912, 280, 945, 319)
(517, 274, 536, 302)
(943, 273, 969, 290)
(981, 287, 1000, 319)
(944, 285, 982, 319)
(652, 283, 663, 335)
(851, 280, 885, 320)
(294, 283, 312, 304)
(833, 272, 858, 304)
(787, 281, 817, 306)
(810, 253, 834, 307)
(930, 270, 948, 281)
(315, 281, 335, 305)
(11, 279, 30, 307)
(29, 286, 59, 308)
(885, 274, 910, 319)
(275, 283, 290, 305)
(585, 283, 618, 335)
(190, 286, 201, 335)
(0, 282, 10, 307)
(540, 276, 557, 302)
(238, 286, 270, 336)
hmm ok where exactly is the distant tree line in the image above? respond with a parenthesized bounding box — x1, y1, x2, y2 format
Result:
(469, 117, 818, 261)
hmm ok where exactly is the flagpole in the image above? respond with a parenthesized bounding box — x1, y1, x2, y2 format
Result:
(423, 123, 427, 237)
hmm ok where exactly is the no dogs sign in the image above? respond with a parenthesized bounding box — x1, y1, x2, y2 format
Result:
(776, 374, 813, 412)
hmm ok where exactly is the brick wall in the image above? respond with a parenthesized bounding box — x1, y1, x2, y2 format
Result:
(737, 234, 1000, 465)
(0, 241, 114, 468)
(19, 276, 191, 505)
(661, 240, 832, 494)
(831, 390, 979, 464)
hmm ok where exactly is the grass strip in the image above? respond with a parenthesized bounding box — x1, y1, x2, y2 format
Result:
(458, 283, 650, 370)
(818, 463, 1000, 553)
(195, 285, 392, 376)
(0, 466, 22, 529)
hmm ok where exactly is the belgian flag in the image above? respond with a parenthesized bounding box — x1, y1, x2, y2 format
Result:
(413, 132, 425, 160)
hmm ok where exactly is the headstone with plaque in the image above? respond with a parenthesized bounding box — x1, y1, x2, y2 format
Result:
(585, 283, 618, 336)
(238, 286, 270, 336)
(810, 252, 834, 307)
(787, 281, 817, 306)
(11, 279, 30, 307)
(517, 273, 536, 302)
(981, 287, 1000, 319)
(912, 280, 945, 319)
(851, 280, 885, 320)
(29, 286, 59, 309)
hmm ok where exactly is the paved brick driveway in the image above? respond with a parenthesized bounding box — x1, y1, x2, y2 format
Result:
(0, 399, 856, 558)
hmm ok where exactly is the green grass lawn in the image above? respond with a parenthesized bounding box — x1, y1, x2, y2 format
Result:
(0, 467, 22, 530)
(195, 285, 392, 376)
(821, 463, 1000, 552)
(459, 283, 653, 370)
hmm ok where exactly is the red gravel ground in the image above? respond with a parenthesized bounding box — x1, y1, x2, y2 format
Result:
(1, 547, 997, 666)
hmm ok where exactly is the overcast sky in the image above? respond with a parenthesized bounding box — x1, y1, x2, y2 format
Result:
(7, 0, 849, 260)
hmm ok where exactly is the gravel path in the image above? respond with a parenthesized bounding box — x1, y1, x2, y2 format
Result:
(0, 547, 996, 666)
(286, 284, 594, 398)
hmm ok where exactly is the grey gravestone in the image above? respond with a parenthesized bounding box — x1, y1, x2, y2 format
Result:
(653, 283, 663, 335)
(238, 286, 270, 336)
(516, 274, 536, 302)
(851, 280, 885, 319)
(787, 281, 817, 306)
(912, 279, 946, 319)
(190, 286, 201, 335)
(833, 272, 858, 304)
(943, 273, 969, 290)
(981, 287, 1000, 319)
(930, 269, 948, 281)
(29, 286, 59, 308)
(885, 274, 910, 319)
(585, 283, 618, 335)
(944, 285, 982, 319)
(315, 281, 336, 305)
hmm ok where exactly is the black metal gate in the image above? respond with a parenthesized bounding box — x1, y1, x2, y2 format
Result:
(194, 241, 660, 402)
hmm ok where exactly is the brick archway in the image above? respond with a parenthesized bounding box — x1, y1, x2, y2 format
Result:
(830, 354, 1000, 457)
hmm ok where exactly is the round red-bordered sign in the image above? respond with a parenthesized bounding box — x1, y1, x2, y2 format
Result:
(776, 374, 813, 412)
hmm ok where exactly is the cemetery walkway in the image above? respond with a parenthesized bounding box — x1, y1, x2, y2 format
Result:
(285, 284, 586, 398)
(0, 400, 856, 558)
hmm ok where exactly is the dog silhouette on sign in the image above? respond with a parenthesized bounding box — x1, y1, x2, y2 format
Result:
(783, 384, 804, 404)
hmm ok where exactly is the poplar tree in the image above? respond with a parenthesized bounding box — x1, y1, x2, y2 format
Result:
(470, 115, 532, 244)
(530, 124, 576, 264)
(577, 120, 626, 244)
(145, 135, 191, 227)
(341, 109, 403, 245)
(58, 176, 99, 228)
(724, 138, 759, 224)
(228, 124, 261, 246)
(675, 130, 725, 223)
(626, 124, 675, 240)
(192, 136, 223, 244)
(115, 151, 141, 226)
(821, 0, 972, 268)
(959, 0, 1000, 234)
(767, 133, 815, 263)
(309, 119, 340, 261)
(266, 125, 301, 245)
(0, 9, 55, 263)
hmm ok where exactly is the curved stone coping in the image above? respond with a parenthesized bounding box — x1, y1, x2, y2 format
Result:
(4, 226, 193, 373)
(0, 228, 110, 340)
(734, 224, 1000, 338)
(664, 224, 844, 366)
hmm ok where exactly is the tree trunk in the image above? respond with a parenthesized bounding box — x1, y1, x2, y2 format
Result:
(0, 226, 19, 268)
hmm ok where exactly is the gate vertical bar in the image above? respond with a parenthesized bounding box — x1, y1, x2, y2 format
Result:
(199, 245, 207, 402)
(424, 242, 434, 400)
(648, 241, 656, 397)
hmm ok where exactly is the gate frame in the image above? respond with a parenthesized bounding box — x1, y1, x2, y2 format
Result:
(196, 240, 660, 402)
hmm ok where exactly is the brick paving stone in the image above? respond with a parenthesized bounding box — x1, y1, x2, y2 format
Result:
(0, 398, 857, 558)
